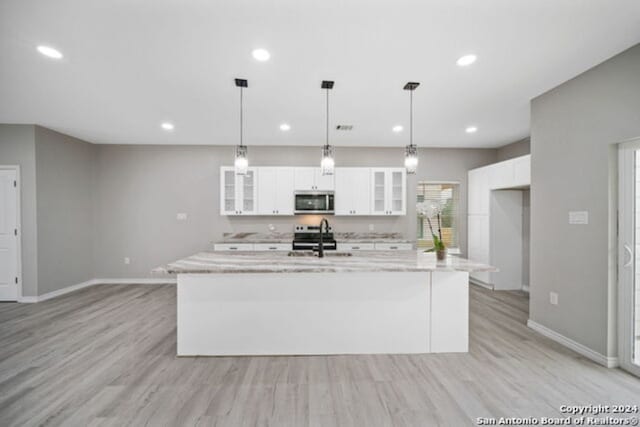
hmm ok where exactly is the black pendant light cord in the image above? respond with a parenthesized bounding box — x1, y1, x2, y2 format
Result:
(325, 88, 329, 149)
(239, 87, 244, 148)
(409, 89, 414, 149)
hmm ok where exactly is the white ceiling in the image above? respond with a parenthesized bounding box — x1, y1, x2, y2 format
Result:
(1, 0, 640, 148)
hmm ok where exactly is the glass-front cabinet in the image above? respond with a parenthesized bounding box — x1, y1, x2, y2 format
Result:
(220, 167, 257, 215)
(370, 168, 406, 215)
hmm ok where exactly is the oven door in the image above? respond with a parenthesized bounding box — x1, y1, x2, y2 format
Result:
(294, 192, 334, 214)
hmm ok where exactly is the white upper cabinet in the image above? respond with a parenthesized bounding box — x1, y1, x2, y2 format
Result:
(220, 167, 258, 215)
(294, 167, 335, 191)
(370, 168, 406, 215)
(335, 168, 371, 215)
(513, 155, 531, 187)
(488, 161, 515, 190)
(257, 167, 294, 215)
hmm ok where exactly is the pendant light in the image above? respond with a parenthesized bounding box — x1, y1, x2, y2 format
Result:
(320, 80, 335, 175)
(234, 78, 249, 175)
(403, 81, 420, 174)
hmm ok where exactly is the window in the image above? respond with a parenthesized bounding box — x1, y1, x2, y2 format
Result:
(417, 182, 460, 252)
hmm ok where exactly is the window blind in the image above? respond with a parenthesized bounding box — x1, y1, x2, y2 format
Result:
(416, 182, 459, 250)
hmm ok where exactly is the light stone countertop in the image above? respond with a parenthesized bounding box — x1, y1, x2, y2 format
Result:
(154, 250, 496, 275)
(219, 232, 413, 244)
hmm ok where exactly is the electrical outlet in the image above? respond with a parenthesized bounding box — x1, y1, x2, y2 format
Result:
(369, 224, 375, 231)
(124, 257, 130, 265)
(549, 292, 558, 305)
(177, 213, 188, 221)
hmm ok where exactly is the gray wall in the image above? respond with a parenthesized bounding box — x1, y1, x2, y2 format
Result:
(496, 138, 530, 161)
(0, 124, 38, 297)
(35, 126, 96, 294)
(93, 145, 497, 278)
(530, 43, 640, 357)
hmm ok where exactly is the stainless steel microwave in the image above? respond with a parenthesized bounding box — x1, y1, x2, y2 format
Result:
(294, 191, 334, 215)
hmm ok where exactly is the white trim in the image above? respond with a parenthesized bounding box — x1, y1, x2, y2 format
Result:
(93, 278, 176, 285)
(0, 165, 22, 301)
(469, 278, 493, 290)
(17, 278, 176, 303)
(527, 319, 619, 368)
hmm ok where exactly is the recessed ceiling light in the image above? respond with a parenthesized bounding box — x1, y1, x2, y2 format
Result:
(465, 126, 478, 133)
(252, 48, 270, 61)
(279, 123, 291, 131)
(37, 45, 63, 59)
(161, 122, 175, 131)
(456, 54, 477, 67)
(392, 125, 403, 133)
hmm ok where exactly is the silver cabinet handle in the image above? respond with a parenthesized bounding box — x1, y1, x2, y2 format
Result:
(624, 244, 633, 267)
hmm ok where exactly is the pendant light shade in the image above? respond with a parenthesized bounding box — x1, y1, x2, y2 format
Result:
(321, 144, 335, 174)
(234, 78, 248, 175)
(320, 80, 335, 176)
(403, 81, 420, 174)
(234, 145, 248, 175)
(404, 144, 418, 174)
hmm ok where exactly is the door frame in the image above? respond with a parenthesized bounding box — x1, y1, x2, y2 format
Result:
(0, 165, 22, 302)
(617, 139, 640, 376)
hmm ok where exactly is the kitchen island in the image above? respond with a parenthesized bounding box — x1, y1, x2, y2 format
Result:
(155, 251, 495, 356)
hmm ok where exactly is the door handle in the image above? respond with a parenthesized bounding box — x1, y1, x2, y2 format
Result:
(624, 244, 633, 268)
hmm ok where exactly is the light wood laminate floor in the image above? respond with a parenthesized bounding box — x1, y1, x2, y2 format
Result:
(0, 284, 639, 426)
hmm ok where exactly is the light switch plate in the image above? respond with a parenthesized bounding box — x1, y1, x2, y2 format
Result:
(177, 213, 188, 221)
(550, 292, 558, 305)
(124, 257, 130, 265)
(369, 224, 375, 231)
(568, 211, 588, 225)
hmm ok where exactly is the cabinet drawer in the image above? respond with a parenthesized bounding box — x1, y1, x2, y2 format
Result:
(253, 243, 292, 251)
(213, 243, 254, 251)
(374, 243, 413, 251)
(337, 243, 375, 251)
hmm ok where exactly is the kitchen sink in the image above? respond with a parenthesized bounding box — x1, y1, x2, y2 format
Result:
(287, 251, 352, 257)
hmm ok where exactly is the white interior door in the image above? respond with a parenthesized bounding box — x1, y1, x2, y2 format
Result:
(0, 168, 18, 301)
(618, 140, 640, 377)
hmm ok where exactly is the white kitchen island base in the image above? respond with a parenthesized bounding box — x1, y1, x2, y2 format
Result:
(177, 271, 469, 356)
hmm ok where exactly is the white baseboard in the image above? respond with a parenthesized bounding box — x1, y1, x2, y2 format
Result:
(18, 278, 176, 303)
(469, 278, 493, 290)
(93, 278, 177, 285)
(527, 319, 619, 368)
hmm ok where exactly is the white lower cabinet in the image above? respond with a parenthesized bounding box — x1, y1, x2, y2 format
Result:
(337, 243, 375, 251)
(213, 243, 254, 251)
(253, 243, 292, 251)
(374, 243, 413, 250)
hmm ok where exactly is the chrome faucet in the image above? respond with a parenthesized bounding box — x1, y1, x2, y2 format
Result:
(317, 218, 330, 258)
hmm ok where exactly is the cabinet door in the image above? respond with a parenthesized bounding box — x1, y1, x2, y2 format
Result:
(274, 167, 294, 215)
(489, 161, 515, 190)
(257, 167, 277, 215)
(351, 168, 371, 215)
(315, 169, 335, 191)
(220, 167, 237, 215)
(371, 168, 387, 215)
(238, 168, 257, 215)
(388, 169, 406, 215)
(334, 168, 354, 215)
(294, 167, 316, 191)
(468, 167, 489, 215)
(513, 155, 531, 187)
